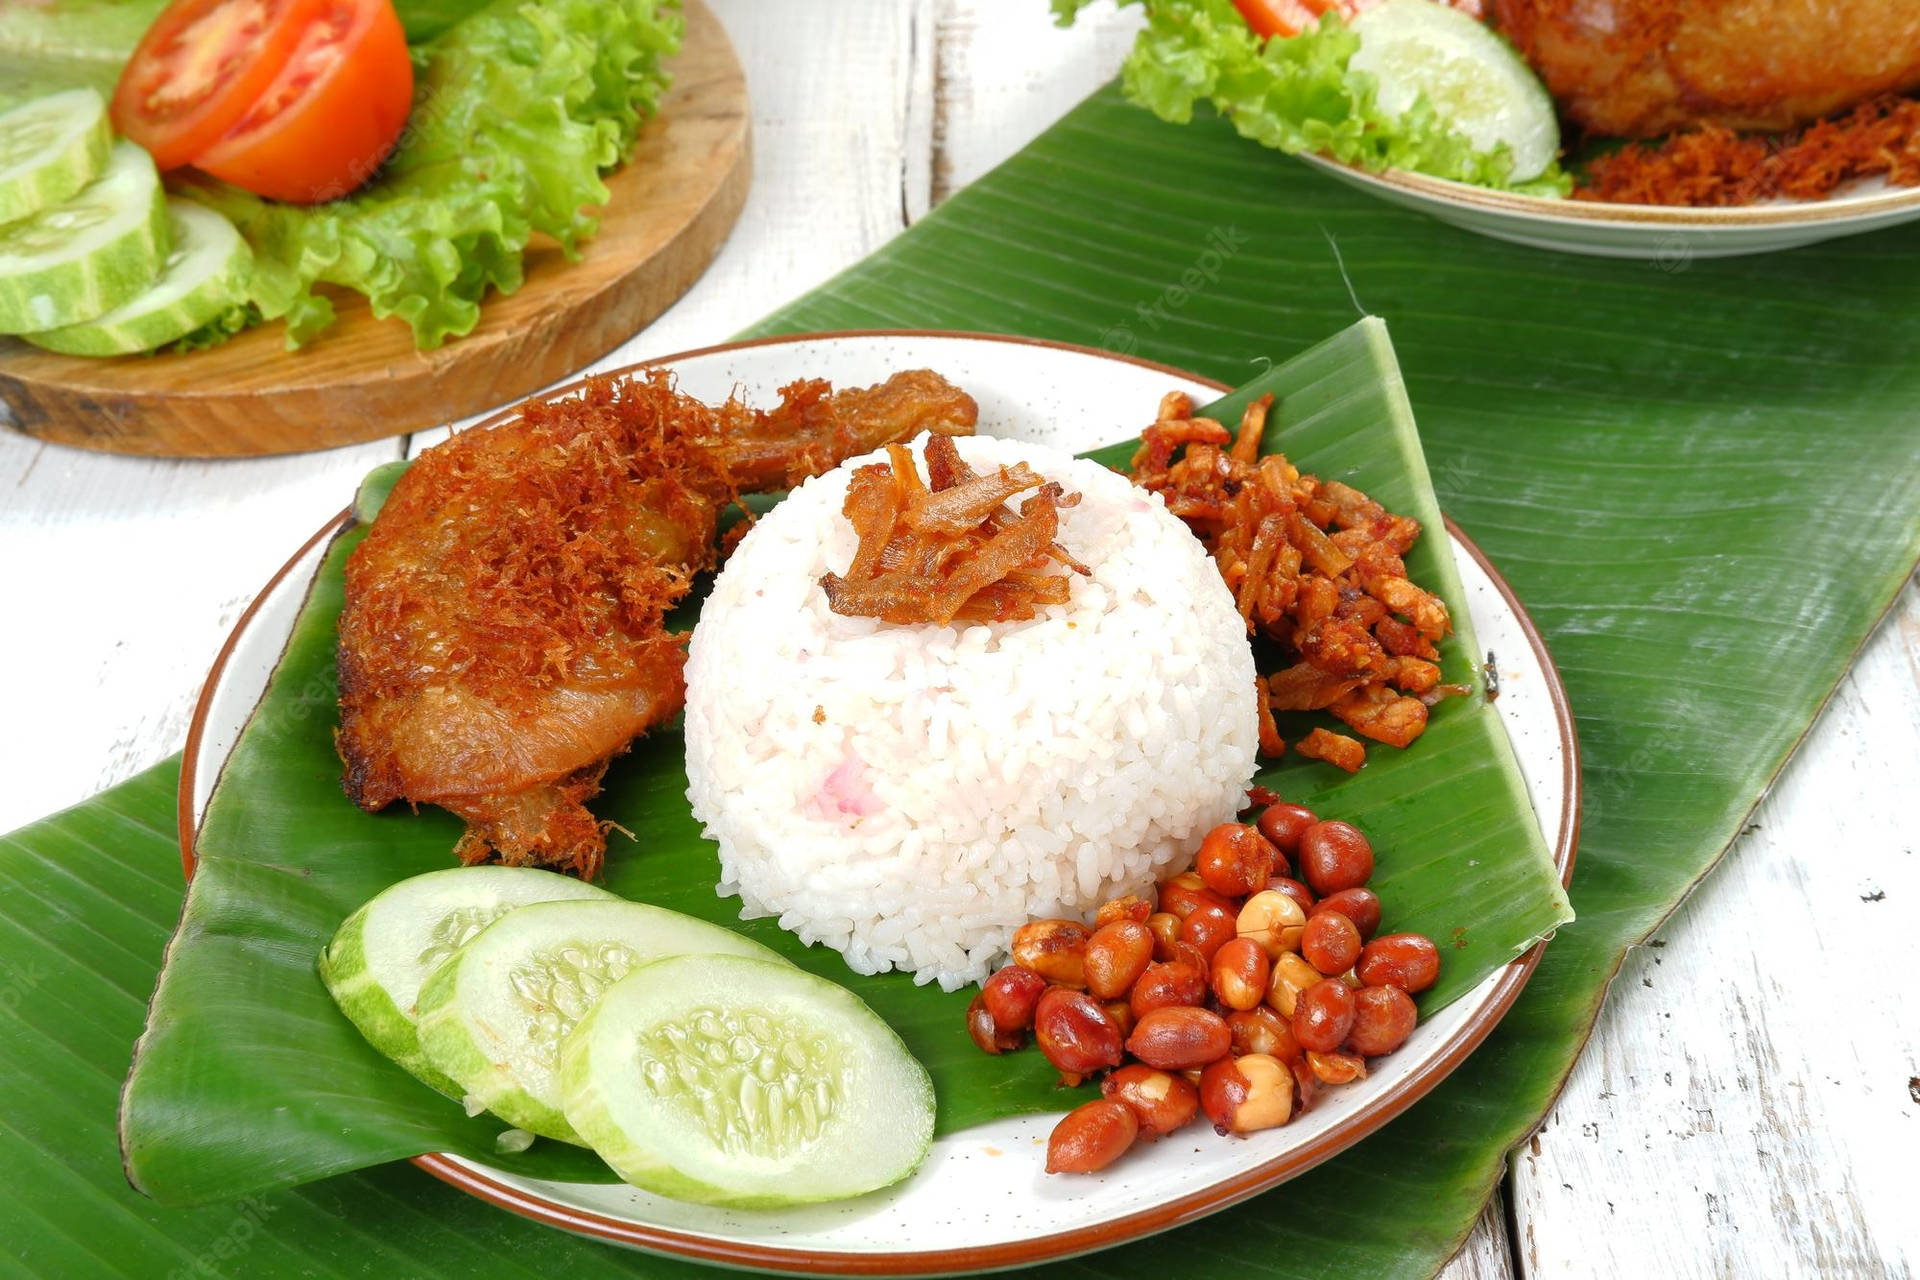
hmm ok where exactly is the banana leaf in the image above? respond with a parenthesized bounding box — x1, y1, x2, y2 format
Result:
(4, 80, 1919, 1280)
(117, 317, 1570, 1206)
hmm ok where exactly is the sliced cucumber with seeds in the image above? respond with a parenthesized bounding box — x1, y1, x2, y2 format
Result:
(1350, 0, 1559, 183)
(0, 141, 166, 334)
(416, 899, 786, 1143)
(319, 867, 616, 1097)
(25, 198, 253, 355)
(562, 954, 935, 1208)
(0, 89, 111, 227)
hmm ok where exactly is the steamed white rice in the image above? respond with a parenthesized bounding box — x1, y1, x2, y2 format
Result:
(684, 433, 1257, 989)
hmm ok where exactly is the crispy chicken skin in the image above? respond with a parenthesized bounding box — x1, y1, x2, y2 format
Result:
(1492, 0, 1920, 137)
(336, 369, 976, 878)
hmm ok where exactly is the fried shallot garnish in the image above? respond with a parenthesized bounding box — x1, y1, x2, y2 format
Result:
(1130, 391, 1463, 770)
(821, 435, 1088, 626)
(336, 369, 977, 878)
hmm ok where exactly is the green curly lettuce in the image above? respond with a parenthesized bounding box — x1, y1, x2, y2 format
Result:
(1054, 0, 1568, 196)
(177, 0, 682, 349)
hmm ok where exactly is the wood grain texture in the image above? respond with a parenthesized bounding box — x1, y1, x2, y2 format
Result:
(0, 0, 749, 459)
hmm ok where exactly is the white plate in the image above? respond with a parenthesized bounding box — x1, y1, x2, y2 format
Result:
(181, 331, 1579, 1276)
(1299, 154, 1920, 259)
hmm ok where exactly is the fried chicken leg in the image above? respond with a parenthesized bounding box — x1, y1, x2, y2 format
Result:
(335, 369, 976, 878)
(1492, 0, 1920, 137)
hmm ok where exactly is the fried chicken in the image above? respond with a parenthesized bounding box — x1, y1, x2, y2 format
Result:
(1492, 0, 1920, 137)
(335, 369, 976, 878)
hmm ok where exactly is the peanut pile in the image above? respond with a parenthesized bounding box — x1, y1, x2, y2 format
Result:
(965, 799, 1442, 1174)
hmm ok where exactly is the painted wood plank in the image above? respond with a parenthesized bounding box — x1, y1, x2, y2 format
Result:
(0, 432, 399, 833)
(1512, 576, 1920, 1278)
(1442, 1202, 1520, 1280)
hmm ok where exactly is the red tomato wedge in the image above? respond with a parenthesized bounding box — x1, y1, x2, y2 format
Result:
(1232, 0, 1323, 38)
(111, 0, 324, 170)
(192, 0, 414, 204)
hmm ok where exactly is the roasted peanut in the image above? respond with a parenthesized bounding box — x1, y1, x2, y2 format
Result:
(1095, 894, 1155, 930)
(1235, 889, 1307, 959)
(1306, 1049, 1367, 1085)
(1346, 984, 1418, 1056)
(1178, 901, 1237, 962)
(1310, 888, 1382, 940)
(1159, 872, 1231, 921)
(1146, 911, 1183, 959)
(1356, 933, 1440, 993)
(1256, 802, 1318, 857)
(1046, 1099, 1139, 1173)
(1351, 936, 1443, 997)
(1195, 823, 1277, 898)
(1209, 937, 1270, 1011)
(1266, 876, 1316, 917)
(1011, 919, 1091, 988)
(1166, 939, 1211, 974)
(1300, 910, 1363, 976)
(980, 964, 1047, 1034)
(1102, 998, 1137, 1042)
(1290, 1055, 1319, 1114)
(1199, 1053, 1293, 1134)
(1033, 987, 1123, 1076)
(1102, 1063, 1200, 1136)
(1291, 978, 1357, 1054)
(1130, 961, 1207, 1019)
(967, 993, 1023, 1054)
(1084, 920, 1155, 1000)
(1296, 821, 1374, 896)
(1126, 1005, 1233, 1070)
(1265, 952, 1323, 1017)
(1227, 1005, 1299, 1062)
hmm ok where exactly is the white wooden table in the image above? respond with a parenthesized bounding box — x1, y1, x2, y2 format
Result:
(2, 4, 1913, 1275)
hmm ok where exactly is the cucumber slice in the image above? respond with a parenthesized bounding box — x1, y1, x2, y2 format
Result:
(562, 954, 935, 1208)
(416, 900, 786, 1143)
(23, 198, 254, 355)
(319, 867, 616, 1097)
(0, 89, 111, 227)
(1350, 0, 1559, 183)
(0, 141, 166, 334)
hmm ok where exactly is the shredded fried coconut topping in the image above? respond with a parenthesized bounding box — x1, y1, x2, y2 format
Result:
(821, 436, 1089, 626)
(1130, 391, 1469, 771)
(1576, 94, 1920, 207)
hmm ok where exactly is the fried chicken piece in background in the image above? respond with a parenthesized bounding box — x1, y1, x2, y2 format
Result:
(1491, 0, 1920, 138)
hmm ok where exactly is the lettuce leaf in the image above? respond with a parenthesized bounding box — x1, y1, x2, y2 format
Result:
(1054, 0, 1568, 196)
(177, 0, 682, 349)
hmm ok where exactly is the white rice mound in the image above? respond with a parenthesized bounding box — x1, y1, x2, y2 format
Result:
(684, 433, 1258, 990)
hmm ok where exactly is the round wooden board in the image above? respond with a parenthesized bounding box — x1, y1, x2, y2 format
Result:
(0, 0, 749, 458)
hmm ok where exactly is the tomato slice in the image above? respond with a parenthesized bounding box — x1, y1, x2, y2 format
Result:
(111, 0, 324, 170)
(1232, 0, 1322, 38)
(191, 0, 413, 204)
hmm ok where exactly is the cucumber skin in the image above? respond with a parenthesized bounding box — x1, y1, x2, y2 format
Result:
(560, 956, 936, 1209)
(561, 1011, 720, 1203)
(318, 906, 465, 1100)
(0, 95, 110, 227)
(0, 146, 167, 333)
(411, 899, 791, 1147)
(24, 206, 252, 356)
(416, 957, 588, 1145)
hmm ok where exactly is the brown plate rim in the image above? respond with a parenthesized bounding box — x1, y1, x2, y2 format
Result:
(176, 327, 1582, 1278)
(1298, 151, 1920, 228)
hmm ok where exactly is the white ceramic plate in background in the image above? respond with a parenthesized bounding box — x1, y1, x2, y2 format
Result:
(1299, 154, 1920, 259)
(179, 331, 1579, 1277)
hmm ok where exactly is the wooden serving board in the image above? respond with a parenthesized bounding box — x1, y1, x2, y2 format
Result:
(0, 0, 749, 458)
